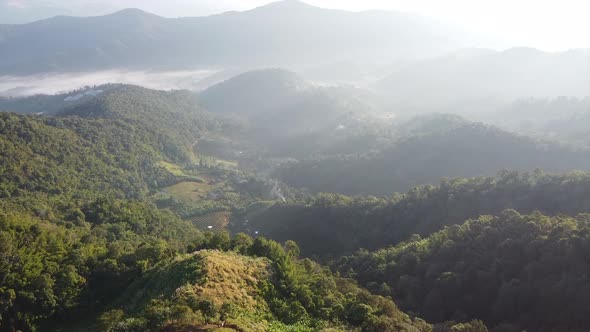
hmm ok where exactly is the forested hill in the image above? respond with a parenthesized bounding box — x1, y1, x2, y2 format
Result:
(0, 110, 206, 330)
(2, 82, 589, 331)
(57, 85, 220, 162)
(197, 68, 377, 147)
(0, 114, 436, 331)
(92, 234, 437, 332)
(0, 85, 443, 332)
(198, 69, 309, 116)
(276, 122, 590, 195)
(1, 1, 589, 330)
(241, 171, 590, 256)
(0, 84, 217, 198)
(0, 84, 238, 330)
(335, 210, 590, 332)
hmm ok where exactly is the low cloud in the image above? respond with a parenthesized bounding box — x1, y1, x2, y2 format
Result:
(0, 69, 229, 97)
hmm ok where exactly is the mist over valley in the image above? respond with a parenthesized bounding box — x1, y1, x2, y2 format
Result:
(0, 1, 589, 332)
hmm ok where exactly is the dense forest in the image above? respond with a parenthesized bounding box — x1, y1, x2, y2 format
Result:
(275, 123, 590, 195)
(335, 210, 590, 332)
(0, 86, 236, 330)
(94, 233, 436, 332)
(242, 171, 590, 256)
(0, 87, 216, 331)
(1, 83, 589, 332)
(0, 85, 436, 331)
(1, 0, 589, 331)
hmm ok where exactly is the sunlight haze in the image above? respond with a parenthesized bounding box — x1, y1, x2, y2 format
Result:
(1, 0, 590, 331)
(1, 0, 588, 51)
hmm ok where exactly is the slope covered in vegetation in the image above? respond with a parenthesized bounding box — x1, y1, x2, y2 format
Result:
(241, 171, 590, 256)
(1, 82, 588, 332)
(276, 123, 590, 195)
(0, 85, 439, 332)
(98, 234, 435, 332)
(0, 113, 206, 330)
(335, 210, 590, 332)
(0, 86, 221, 331)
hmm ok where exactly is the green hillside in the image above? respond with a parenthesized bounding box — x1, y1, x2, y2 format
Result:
(0, 87, 228, 331)
(241, 171, 590, 256)
(335, 210, 590, 332)
(276, 122, 590, 195)
(0, 86, 437, 332)
(97, 235, 434, 332)
(1, 82, 589, 332)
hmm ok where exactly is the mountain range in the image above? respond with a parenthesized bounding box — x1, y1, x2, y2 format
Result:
(376, 47, 590, 106)
(2, 1, 590, 331)
(0, 0, 481, 75)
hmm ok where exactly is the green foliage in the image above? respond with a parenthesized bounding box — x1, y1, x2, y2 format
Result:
(0, 201, 202, 331)
(245, 171, 590, 255)
(58, 85, 217, 163)
(109, 235, 431, 331)
(337, 211, 590, 332)
(276, 122, 590, 195)
(239, 236, 424, 330)
(433, 320, 488, 332)
(7, 83, 586, 332)
(0, 212, 86, 331)
(98, 309, 126, 331)
(0, 87, 221, 331)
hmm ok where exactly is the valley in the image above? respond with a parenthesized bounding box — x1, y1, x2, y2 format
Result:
(0, 1, 589, 332)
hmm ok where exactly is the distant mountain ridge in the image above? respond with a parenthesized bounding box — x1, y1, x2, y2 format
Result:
(198, 69, 310, 116)
(276, 115, 590, 195)
(376, 47, 590, 104)
(0, 0, 476, 74)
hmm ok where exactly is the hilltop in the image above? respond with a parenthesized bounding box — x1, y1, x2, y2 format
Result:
(94, 237, 435, 332)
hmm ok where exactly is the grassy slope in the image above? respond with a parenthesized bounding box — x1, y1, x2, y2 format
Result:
(108, 250, 283, 331)
(101, 248, 430, 332)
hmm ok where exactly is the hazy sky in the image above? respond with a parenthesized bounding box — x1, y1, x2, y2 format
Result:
(1, 0, 589, 51)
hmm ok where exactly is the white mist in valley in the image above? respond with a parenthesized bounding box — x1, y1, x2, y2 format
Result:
(0, 69, 233, 97)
